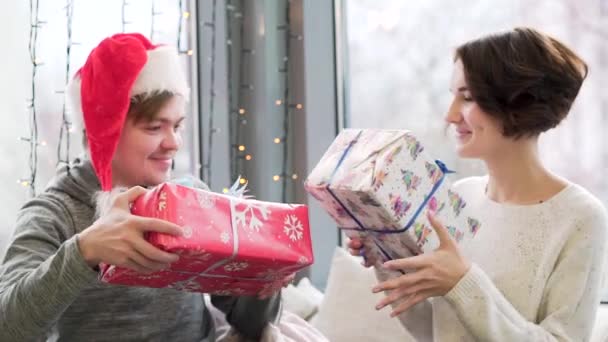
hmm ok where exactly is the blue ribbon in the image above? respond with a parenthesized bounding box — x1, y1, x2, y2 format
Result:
(326, 132, 455, 262)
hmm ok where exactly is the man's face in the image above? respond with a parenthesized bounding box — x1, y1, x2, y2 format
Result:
(112, 95, 186, 188)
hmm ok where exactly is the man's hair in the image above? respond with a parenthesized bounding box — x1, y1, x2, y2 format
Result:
(82, 90, 175, 147)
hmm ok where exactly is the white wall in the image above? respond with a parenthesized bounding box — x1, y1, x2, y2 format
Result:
(0, 0, 197, 257)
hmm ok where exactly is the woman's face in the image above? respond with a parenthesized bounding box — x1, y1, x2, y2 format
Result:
(112, 95, 185, 187)
(445, 60, 508, 160)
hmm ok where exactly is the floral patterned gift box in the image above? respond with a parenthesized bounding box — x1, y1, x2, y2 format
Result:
(305, 129, 481, 271)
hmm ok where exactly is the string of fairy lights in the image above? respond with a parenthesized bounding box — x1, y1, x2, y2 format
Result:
(177, 0, 194, 56)
(227, 0, 250, 185)
(224, 0, 302, 201)
(150, 1, 162, 42)
(121, 0, 130, 32)
(57, 0, 76, 171)
(201, 0, 219, 187)
(274, 0, 303, 202)
(19, 0, 45, 196)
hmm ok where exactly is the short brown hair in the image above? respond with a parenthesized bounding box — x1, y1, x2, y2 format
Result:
(127, 90, 175, 123)
(454, 27, 588, 138)
(82, 91, 175, 147)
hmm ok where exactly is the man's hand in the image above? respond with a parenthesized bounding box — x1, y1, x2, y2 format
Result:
(77, 186, 183, 274)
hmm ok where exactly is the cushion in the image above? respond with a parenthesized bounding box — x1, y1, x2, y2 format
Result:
(297, 277, 324, 309)
(282, 281, 318, 320)
(312, 247, 415, 342)
(591, 304, 608, 342)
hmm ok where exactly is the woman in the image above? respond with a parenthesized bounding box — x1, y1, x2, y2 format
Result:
(349, 27, 607, 341)
(0, 33, 283, 341)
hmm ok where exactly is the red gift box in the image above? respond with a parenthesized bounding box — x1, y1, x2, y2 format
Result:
(99, 183, 314, 296)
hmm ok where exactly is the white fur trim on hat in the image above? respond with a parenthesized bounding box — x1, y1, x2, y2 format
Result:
(65, 45, 190, 132)
(94, 187, 128, 219)
(131, 45, 190, 100)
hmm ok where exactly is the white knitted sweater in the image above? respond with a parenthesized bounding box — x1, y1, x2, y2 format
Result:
(397, 176, 608, 342)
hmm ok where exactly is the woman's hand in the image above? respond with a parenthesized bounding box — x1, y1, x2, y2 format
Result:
(373, 211, 471, 317)
(347, 237, 374, 267)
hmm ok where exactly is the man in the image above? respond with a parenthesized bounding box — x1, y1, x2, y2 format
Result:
(0, 33, 282, 341)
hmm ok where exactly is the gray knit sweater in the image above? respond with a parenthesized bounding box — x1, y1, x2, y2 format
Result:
(0, 158, 280, 341)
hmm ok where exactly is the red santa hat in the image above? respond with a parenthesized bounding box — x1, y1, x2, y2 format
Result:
(67, 33, 189, 191)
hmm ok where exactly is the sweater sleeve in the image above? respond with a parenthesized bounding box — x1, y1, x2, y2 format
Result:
(0, 195, 99, 341)
(443, 207, 608, 342)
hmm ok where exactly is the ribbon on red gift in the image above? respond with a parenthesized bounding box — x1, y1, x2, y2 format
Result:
(167, 192, 304, 292)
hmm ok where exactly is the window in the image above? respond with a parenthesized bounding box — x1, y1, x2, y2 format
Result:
(342, 0, 608, 300)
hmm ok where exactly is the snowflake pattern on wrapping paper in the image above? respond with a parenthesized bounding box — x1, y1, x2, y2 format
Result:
(220, 231, 231, 244)
(123, 270, 140, 278)
(284, 215, 304, 241)
(233, 201, 271, 232)
(136, 273, 164, 281)
(213, 288, 245, 296)
(298, 256, 309, 265)
(174, 247, 212, 260)
(158, 191, 167, 211)
(257, 268, 285, 281)
(181, 226, 193, 239)
(170, 279, 202, 292)
(224, 261, 249, 272)
(196, 190, 216, 209)
(259, 280, 284, 296)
